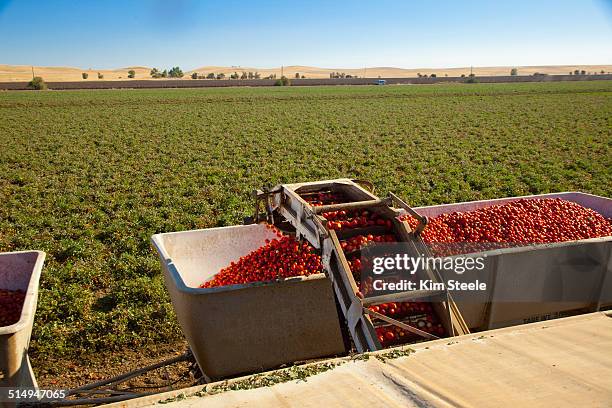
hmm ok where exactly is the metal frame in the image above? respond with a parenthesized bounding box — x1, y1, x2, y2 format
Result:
(255, 179, 470, 352)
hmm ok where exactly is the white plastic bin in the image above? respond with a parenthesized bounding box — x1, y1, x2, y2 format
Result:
(151, 224, 346, 380)
(0, 250, 45, 388)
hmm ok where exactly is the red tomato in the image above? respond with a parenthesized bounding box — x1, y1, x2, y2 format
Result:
(0, 289, 25, 327)
(201, 233, 322, 288)
(399, 198, 612, 253)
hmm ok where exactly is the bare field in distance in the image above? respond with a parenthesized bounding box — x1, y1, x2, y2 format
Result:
(1, 63, 611, 81)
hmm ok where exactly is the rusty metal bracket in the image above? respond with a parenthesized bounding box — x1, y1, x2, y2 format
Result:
(364, 308, 440, 340)
(351, 179, 375, 193)
(388, 192, 428, 236)
(253, 186, 282, 224)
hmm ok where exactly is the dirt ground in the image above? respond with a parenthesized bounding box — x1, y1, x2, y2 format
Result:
(31, 340, 199, 393)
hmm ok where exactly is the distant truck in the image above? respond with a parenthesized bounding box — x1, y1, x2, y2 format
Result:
(376, 79, 387, 85)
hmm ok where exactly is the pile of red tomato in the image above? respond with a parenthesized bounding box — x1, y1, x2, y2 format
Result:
(375, 312, 445, 347)
(322, 209, 393, 230)
(0, 289, 25, 327)
(369, 301, 432, 319)
(401, 198, 611, 245)
(302, 192, 349, 207)
(369, 302, 444, 346)
(201, 229, 323, 288)
(340, 234, 396, 253)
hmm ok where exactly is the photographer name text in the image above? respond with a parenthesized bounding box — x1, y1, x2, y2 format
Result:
(373, 279, 487, 291)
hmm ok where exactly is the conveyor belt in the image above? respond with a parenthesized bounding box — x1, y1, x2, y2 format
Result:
(255, 179, 469, 352)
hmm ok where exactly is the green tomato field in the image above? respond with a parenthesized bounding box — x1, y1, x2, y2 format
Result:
(1, 81, 611, 376)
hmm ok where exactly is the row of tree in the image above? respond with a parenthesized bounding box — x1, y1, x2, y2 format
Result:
(189, 71, 310, 80)
(190, 71, 263, 80)
(329, 72, 357, 78)
(191, 73, 254, 80)
(570, 69, 609, 75)
(150, 67, 183, 78)
(188, 72, 296, 84)
(81, 70, 136, 79)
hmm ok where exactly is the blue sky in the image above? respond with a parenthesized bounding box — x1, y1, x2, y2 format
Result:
(1, 0, 611, 70)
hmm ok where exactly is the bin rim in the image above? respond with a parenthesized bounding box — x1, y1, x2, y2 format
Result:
(0, 250, 46, 335)
(150, 224, 275, 262)
(412, 191, 610, 212)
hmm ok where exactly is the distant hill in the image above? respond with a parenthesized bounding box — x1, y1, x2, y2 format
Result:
(0, 65, 152, 81)
(1, 64, 610, 82)
(188, 65, 612, 79)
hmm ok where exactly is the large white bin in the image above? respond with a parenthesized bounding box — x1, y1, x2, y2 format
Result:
(413, 192, 612, 330)
(151, 224, 346, 380)
(0, 251, 45, 389)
